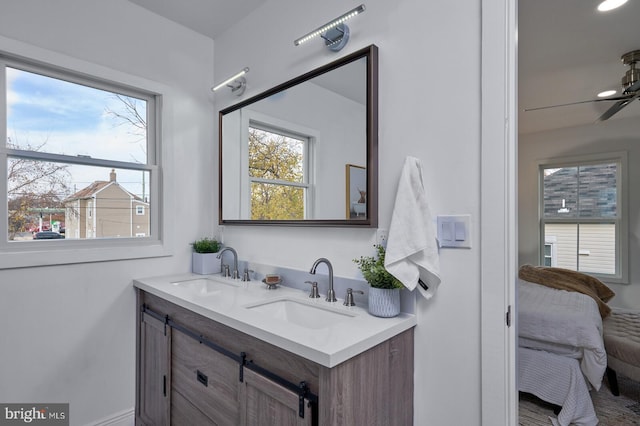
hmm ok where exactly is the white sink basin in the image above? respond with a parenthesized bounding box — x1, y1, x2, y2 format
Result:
(170, 277, 235, 296)
(244, 298, 356, 329)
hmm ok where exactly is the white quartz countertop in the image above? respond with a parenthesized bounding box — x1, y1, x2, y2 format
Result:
(133, 273, 416, 368)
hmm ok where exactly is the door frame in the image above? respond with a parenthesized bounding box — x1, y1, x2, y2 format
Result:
(480, 0, 518, 424)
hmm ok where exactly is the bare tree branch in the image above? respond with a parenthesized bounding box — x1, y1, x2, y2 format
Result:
(6, 138, 70, 238)
(105, 94, 147, 142)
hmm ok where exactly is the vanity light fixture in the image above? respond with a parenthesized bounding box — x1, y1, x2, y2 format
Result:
(294, 4, 365, 52)
(597, 0, 628, 12)
(597, 89, 617, 98)
(211, 67, 250, 96)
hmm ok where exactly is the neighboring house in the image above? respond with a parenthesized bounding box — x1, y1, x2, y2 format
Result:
(542, 164, 617, 274)
(64, 169, 149, 239)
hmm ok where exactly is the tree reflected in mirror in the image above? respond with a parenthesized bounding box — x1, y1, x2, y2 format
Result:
(249, 127, 305, 220)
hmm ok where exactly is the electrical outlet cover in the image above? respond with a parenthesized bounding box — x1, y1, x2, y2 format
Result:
(376, 229, 388, 246)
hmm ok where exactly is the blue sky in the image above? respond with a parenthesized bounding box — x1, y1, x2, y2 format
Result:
(8, 69, 104, 133)
(7, 67, 149, 198)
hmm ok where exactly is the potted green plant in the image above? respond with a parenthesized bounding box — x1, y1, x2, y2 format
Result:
(353, 244, 403, 317)
(191, 237, 222, 275)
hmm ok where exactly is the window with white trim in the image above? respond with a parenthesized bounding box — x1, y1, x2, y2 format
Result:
(248, 123, 310, 220)
(543, 236, 557, 267)
(539, 153, 627, 282)
(2, 54, 159, 245)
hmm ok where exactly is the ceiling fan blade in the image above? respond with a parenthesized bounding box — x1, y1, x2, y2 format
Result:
(524, 95, 633, 112)
(596, 95, 639, 121)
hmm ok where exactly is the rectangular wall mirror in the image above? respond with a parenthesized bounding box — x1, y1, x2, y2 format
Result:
(219, 44, 378, 226)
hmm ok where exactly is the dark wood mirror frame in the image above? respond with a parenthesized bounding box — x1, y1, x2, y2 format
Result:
(218, 44, 378, 227)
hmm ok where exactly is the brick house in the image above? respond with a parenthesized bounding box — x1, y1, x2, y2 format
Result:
(64, 169, 149, 239)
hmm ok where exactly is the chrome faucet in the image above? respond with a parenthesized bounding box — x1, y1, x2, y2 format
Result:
(217, 247, 239, 279)
(309, 258, 337, 302)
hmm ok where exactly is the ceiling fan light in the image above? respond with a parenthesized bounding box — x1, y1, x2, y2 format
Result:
(597, 89, 617, 98)
(597, 0, 628, 12)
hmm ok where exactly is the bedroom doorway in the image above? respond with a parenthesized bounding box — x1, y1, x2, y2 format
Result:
(516, 0, 640, 423)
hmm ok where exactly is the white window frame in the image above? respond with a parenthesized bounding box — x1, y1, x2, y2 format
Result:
(239, 110, 317, 220)
(543, 236, 557, 267)
(136, 205, 145, 216)
(538, 151, 628, 284)
(0, 37, 172, 269)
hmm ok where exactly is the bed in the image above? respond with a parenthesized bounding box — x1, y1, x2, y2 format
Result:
(517, 265, 614, 426)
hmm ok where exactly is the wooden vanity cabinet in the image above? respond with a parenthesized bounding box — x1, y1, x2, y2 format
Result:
(136, 290, 414, 426)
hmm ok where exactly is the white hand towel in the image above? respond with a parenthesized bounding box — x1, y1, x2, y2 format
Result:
(384, 156, 441, 299)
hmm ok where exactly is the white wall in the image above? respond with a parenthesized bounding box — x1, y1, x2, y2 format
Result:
(214, 0, 483, 424)
(519, 117, 640, 309)
(0, 1, 216, 425)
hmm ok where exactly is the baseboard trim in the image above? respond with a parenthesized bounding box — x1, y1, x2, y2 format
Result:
(88, 408, 135, 426)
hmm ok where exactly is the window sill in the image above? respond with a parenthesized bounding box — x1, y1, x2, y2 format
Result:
(600, 276, 629, 286)
(0, 239, 172, 269)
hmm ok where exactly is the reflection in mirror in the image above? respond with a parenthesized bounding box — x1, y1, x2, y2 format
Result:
(219, 45, 378, 226)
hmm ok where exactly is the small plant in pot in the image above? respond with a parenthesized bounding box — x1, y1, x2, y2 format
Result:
(191, 237, 222, 275)
(353, 244, 403, 317)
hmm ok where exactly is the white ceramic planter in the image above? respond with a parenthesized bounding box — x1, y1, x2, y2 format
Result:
(368, 287, 401, 318)
(192, 252, 222, 275)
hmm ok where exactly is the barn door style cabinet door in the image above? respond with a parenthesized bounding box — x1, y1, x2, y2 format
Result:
(240, 368, 313, 426)
(169, 329, 314, 426)
(170, 328, 240, 424)
(136, 311, 171, 426)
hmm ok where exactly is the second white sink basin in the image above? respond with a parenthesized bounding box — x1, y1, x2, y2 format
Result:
(244, 298, 356, 329)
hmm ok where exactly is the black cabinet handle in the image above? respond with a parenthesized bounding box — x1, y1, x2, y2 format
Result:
(197, 370, 208, 387)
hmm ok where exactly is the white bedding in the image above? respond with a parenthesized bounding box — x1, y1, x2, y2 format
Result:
(519, 347, 598, 426)
(519, 336, 583, 359)
(518, 279, 606, 390)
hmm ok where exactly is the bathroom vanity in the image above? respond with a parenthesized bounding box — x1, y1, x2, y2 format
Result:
(134, 273, 415, 425)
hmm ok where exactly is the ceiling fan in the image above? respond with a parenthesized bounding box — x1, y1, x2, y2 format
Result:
(525, 49, 640, 122)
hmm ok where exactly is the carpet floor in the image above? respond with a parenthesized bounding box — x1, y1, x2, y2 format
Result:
(519, 374, 640, 425)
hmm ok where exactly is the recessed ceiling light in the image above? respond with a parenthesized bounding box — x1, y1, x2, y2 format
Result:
(597, 0, 628, 12)
(597, 89, 617, 98)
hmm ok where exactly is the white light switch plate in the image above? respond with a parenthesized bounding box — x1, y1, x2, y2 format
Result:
(436, 215, 471, 248)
